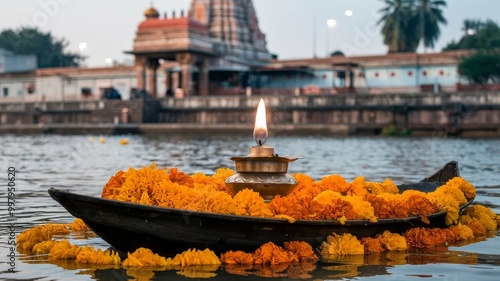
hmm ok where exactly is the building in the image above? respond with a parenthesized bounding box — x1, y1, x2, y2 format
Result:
(0, 1, 479, 103)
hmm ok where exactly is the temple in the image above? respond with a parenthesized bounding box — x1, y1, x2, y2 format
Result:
(129, 0, 272, 97)
(0, 1, 494, 103)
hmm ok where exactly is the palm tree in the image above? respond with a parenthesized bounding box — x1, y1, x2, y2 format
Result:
(378, 0, 415, 52)
(414, 0, 447, 50)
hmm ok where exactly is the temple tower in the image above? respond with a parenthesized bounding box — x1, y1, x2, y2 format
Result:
(189, 0, 271, 67)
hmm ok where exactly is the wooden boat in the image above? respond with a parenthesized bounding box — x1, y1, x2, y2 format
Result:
(48, 161, 473, 255)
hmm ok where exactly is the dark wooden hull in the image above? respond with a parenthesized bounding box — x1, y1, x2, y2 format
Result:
(48, 161, 472, 255)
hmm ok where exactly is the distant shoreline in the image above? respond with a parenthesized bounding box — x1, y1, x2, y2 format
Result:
(1, 123, 499, 138)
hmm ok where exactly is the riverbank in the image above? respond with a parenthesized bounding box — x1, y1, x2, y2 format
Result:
(1, 92, 500, 137)
(1, 122, 499, 138)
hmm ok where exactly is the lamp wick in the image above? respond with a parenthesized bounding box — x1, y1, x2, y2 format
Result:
(259, 140, 262, 146)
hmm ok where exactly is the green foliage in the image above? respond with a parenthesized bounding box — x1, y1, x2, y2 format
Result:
(0, 27, 84, 68)
(381, 124, 412, 136)
(444, 20, 500, 51)
(458, 52, 500, 83)
(378, 0, 447, 52)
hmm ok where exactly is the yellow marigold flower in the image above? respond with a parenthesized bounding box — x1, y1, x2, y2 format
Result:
(320, 233, 364, 258)
(463, 205, 498, 231)
(17, 223, 70, 253)
(273, 214, 297, 223)
(341, 195, 377, 222)
(32, 240, 58, 255)
(172, 248, 221, 267)
(449, 223, 474, 240)
(444, 177, 476, 200)
(435, 184, 468, 205)
(101, 170, 125, 198)
(233, 189, 273, 217)
(366, 178, 399, 195)
(314, 190, 342, 204)
(123, 247, 172, 267)
(426, 191, 460, 225)
(69, 218, 90, 232)
(199, 190, 237, 214)
(49, 239, 81, 260)
(317, 175, 351, 194)
(76, 246, 121, 265)
(379, 231, 407, 251)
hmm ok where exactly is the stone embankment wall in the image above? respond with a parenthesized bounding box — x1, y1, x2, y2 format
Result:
(0, 92, 499, 137)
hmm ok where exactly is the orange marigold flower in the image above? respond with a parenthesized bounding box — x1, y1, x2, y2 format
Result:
(426, 191, 460, 225)
(17, 223, 70, 253)
(211, 168, 235, 194)
(269, 195, 301, 219)
(317, 175, 351, 194)
(101, 170, 125, 198)
(198, 190, 237, 215)
(364, 194, 392, 219)
(291, 173, 320, 198)
(283, 241, 318, 262)
(405, 228, 454, 248)
(361, 237, 384, 254)
(366, 178, 399, 195)
(253, 242, 299, 265)
(348, 176, 368, 197)
(220, 250, 254, 265)
(405, 195, 438, 224)
(342, 195, 377, 222)
(168, 168, 194, 187)
(295, 196, 325, 220)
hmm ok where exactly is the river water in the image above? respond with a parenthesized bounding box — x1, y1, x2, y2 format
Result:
(0, 134, 499, 280)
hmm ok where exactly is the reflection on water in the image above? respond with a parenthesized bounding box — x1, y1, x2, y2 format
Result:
(0, 134, 499, 280)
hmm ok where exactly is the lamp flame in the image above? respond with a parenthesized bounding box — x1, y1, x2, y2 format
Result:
(253, 98, 268, 146)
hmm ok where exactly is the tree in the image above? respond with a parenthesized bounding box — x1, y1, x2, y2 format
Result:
(0, 27, 84, 68)
(444, 20, 500, 51)
(414, 0, 447, 50)
(378, 0, 416, 53)
(458, 52, 500, 83)
(378, 0, 447, 52)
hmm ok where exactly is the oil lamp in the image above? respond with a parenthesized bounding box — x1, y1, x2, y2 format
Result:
(225, 98, 299, 201)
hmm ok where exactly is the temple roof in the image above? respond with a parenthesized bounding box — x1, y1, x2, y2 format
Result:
(144, 6, 160, 19)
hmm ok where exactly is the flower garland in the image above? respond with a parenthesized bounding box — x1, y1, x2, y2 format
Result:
(16, 164, 500, 279)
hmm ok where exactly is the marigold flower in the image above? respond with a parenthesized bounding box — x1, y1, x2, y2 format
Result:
(69, 218, 90, 232)
(101, 170, 125, 198)
(283, 241, 318, 262)
(361, 237, 384, 254)
(172, 248, 221, 267)
(168, 168, 194, 187)
(379, 231, 407, 251)
(49, 239, 81, 260)
(320, 233, 364, 258)
(405, 228, 455, 248)
(269, 195, 301, 219)
(317, 175, 351, 194)
(348, 176, 369, 197)
(445, 177, 476, 199)
(291, 173, 320, 198)
(449, 223, 474, 240)
(123, 247, 172, 267)
(233, 189, 273, 217)
(220, 250, 254, 265)
(253, 242, 299, 265)
(17, 223, 70, 253)
(463, 205, 498, 231)
(76, 246, 121, 265)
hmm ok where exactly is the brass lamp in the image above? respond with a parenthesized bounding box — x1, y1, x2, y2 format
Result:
(225, 99, 299, 201)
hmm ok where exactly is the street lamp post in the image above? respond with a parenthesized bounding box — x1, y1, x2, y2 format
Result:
(326, 19, 337, 57)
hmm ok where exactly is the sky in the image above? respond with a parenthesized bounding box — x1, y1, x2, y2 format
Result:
(0, 0, 499, 67)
